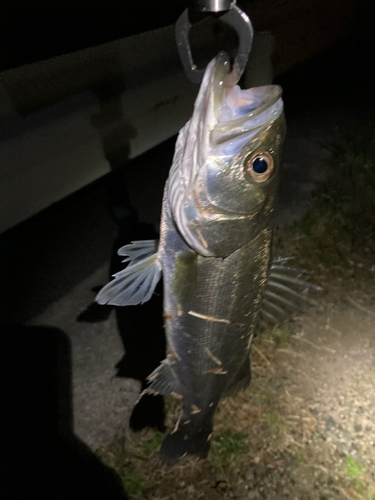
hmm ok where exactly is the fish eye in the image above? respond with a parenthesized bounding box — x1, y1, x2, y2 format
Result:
(245, 151, 274, 183)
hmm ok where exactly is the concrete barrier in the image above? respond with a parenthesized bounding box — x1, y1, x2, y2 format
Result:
(0, 0, 355, 233)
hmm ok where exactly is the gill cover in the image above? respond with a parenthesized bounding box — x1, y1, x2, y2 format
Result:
(168, 52, 286, 258)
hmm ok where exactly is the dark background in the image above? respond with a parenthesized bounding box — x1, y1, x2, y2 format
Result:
(1, 1, 373, 73)
(1, 0, 375, 498)
(1, 0, 188, 71)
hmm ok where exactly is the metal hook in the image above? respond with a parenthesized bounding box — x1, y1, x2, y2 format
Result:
(175, 2, 253, 85)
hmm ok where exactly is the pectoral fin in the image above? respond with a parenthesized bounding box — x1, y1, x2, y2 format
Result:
(96, 240, 161, 306)
(118, 239, 159, 266)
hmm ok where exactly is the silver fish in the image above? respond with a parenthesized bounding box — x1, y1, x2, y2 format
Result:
(96, 53, 320, 465)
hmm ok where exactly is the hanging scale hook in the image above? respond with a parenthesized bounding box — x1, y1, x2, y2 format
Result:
(175, 1, 254, 86)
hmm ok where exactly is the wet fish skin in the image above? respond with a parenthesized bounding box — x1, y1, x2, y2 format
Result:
(158, 192, 273, 463)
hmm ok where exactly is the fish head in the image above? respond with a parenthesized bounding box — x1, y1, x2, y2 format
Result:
(168, 52, 286, 257)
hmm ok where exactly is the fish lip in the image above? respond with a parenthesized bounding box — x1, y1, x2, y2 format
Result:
(212, 51, 232, 119)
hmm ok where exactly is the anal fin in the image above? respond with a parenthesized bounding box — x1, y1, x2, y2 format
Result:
(146, 358, 181, 396)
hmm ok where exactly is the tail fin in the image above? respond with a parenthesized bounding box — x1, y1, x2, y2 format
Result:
(159, 420, 212, 465)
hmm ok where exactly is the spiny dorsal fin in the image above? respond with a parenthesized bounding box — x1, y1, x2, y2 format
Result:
(96, 241, 161, 306)
(255, 258, 321, 336)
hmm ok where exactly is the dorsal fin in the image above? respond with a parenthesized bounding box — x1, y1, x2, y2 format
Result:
(255, 258, 321, 336)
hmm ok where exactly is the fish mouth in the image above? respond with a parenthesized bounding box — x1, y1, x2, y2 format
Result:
(210, 52, 283, 148)
(186, 56, 284, 233)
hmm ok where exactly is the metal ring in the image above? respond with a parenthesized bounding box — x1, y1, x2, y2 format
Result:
(194, 0, 232, 12)
(175, 2, 253, 85)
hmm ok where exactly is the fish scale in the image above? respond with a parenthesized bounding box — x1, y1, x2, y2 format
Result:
(155, 192, 273, 463)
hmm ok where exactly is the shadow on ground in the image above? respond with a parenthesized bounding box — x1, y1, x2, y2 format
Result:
(78, 216, 167, 433)
(1, 325, 129, 499)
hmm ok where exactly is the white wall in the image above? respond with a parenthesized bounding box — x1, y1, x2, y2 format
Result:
(0, 25, 273, 234)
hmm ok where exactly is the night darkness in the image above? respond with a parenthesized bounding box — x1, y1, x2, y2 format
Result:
(1, 1, 375, 498)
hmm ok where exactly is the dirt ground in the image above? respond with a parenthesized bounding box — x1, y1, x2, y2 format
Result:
(97, 223, 375, 500)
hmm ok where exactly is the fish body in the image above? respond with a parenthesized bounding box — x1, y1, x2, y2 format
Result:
(157, 191, 272, 461)
(97, 53, 317, 464)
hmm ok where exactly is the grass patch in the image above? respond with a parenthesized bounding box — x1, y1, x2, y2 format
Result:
(344, 456, 367, 488)
(271, 327, 291, 347)
(263, 410, 287, 436)
(250, 390, 267, 406)
(290, 444, 306, 466)
(342, 455, 375, 499)
(209, 430, 248, 475)
(135, 431, 165, 456)
(121, 473, 145, 497)
(97, 436, 146, 498)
